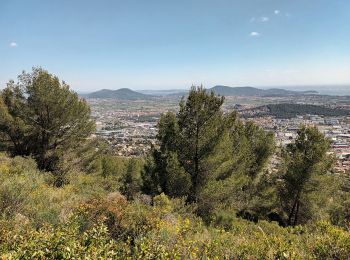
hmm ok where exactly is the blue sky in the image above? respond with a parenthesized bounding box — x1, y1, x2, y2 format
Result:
(1, 0, 350, 92)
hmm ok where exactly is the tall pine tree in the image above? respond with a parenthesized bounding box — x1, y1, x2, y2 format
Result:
(279, 126, 334, 226)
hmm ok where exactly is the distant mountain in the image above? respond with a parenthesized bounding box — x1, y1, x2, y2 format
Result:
(209, 85, 318, 97)
(87, 88, 155, 100)
(85, 86, 319, 100)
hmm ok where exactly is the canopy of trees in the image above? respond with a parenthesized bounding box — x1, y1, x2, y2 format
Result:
(0, 68, 95, 176)
(246, 103, 350, 119)
(0, 73, 348, 258)
(142, 86, 275, 217)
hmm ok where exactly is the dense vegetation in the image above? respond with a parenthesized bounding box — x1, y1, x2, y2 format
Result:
(210, 85, 318, 97)
(250, 103, 350, 119)
(0, 68, 95, 185)
(0, 69, 350, 258)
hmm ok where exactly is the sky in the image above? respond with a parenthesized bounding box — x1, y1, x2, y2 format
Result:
(1, 0, 350, 92)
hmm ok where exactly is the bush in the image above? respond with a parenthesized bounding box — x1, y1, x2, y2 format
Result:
(1, 155, 350, 259)
(0, 156, 111, 227)
(1, 191, 350, 259)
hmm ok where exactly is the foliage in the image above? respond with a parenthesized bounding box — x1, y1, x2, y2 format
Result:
(142, 86, 226, 203)
(0, 67, 95, 177)
(278, 126, 334, 226)
(121, 158, 143, 200)
(1, 191, 350, 259)
(248, 103, 350, 119)
(0, 149, 349, 258)
(329, 173, 350, 228)
(143, 86, 275, 219)
(0, 154, 110, 227)
(0, 73, 349, 258)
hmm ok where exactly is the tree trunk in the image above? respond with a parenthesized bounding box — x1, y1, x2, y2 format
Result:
(190, 123, 200, 203)
(288, 198, 297, 226)
(293, 201, 300, 226)
(288, 192, 300, 226)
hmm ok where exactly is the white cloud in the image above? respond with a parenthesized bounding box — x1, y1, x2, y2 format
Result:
(250, 32, 260, 37)
(250, 17, 256, 22)
(274, 10, 280, 15)
(261, 16, 269, 22)
(9, 42, 18, 47)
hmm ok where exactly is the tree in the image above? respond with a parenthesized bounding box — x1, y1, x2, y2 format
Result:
(329, 173, 350, 228)
(149, 112, 180, 194)
(157, 112, 179, 154)
(165, 152, 191, 197)
(121, 158, 142, 200)
(142, 149, 162, 195)
(0, 67, 95, 174)
(143, 86, 276, 218)
(278, 126, 334, 226)
(198, 115, 275, 218)
(177, 86, 225, 202)
(142, 86, 226, 202)
(207, 116, 275, 181)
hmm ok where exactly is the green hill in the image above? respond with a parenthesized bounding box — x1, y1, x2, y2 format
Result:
(244, 103, 350, 118)
(87, 88, 155, 100)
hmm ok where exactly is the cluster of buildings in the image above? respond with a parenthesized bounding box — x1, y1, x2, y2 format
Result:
(248, 115, 350, 173)
(87, 98, 350, 173)
(95, 121, 157, 156)
(89, 99, 159, 156)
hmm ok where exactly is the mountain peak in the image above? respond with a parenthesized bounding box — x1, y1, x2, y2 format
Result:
(87, 88, 154, 100)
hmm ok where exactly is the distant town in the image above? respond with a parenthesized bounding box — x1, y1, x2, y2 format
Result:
(86, 86, 350, 172)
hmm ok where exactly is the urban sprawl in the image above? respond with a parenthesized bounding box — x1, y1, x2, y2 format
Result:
(88, 94, 350, 173)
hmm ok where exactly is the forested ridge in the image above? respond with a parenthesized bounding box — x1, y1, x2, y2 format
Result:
(244, 103, 349, 119)
(0, 68, 350, 259)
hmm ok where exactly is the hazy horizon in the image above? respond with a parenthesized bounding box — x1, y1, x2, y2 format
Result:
(76, 84, 350, 96)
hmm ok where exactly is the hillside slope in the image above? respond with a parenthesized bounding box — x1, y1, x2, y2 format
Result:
(242, 103, 350, 118)
(87, 88, 154, 100)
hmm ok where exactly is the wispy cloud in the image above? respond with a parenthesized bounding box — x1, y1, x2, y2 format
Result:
(250, 32, 260, 37)
(274, 10, 280, 15)
(250, 16, 270, 23)
(9, 42, 18, 48)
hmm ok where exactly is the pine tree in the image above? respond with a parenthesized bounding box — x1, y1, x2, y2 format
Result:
(0, 67, 95, 174)
(143, 86, 276, 217)
(165, 152, 191, 197)
(279, 126, 334, 226)
(177, 86, 225, 202)
(142, 86, 226, 201)
(122, 158, 142, 200)
(199, 114, 275, 217)
(330, 173, 350, 227)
